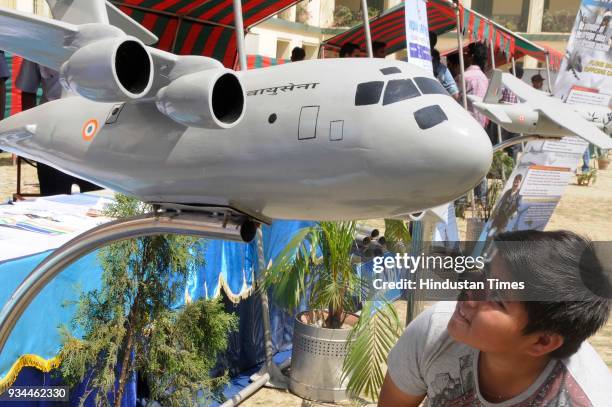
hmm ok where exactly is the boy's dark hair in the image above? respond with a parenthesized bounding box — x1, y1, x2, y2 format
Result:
(494, 230, 611, 359)
(339, 42, 360, 57)
(291, 46, 306, 62)
(467, 42, 488, 71)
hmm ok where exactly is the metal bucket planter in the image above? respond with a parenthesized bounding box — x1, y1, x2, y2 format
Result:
(289, 311, 358, 402)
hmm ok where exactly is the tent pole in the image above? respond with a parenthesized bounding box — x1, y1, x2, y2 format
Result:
(490, 38, 503, 146)
(456, 5, 468, 110)
(233, 0, 247, 71)
(545, 52, 552, 93)
(455, 3, 475, 212)
(361, 0, 373, 57)
(511, 56, 517, 75)
(252, 228, 289, 387)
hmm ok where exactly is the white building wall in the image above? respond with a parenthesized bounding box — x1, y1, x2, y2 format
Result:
(248, 24, 322, 60)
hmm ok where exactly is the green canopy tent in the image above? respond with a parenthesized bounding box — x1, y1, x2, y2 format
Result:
(111, 0, 303, 68)
(322, 1, 563, 71)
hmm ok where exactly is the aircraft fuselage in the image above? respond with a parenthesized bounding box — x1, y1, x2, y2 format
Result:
(0, 59, 492, 220)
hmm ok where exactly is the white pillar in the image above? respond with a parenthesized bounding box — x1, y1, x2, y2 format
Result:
(527, 0, 545, 34)
(524, 0, 546, 69)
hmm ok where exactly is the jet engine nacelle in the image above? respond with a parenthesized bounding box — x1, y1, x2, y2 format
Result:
(155, 69, 245, 129)
(60, 37, 154, 102)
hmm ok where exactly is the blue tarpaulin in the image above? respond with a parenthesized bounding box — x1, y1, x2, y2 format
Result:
(0, 193, 311, 404)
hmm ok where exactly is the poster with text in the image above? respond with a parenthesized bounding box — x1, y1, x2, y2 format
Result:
(405, 0, 432, 72)
(554, 0, 612, 101)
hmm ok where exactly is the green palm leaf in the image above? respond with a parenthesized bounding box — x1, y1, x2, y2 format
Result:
(342, 300, 402, 400)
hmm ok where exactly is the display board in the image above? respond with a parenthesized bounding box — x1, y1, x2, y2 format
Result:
(404, 0, 432, 71)
(554, 0, 612, 102)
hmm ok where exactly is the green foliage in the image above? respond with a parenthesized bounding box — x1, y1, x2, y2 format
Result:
(488, 151, 514, 180)
(145, 299, 238, 406)
(262, 222, 361, 328)
(59, 194, 236, 406)
(342, 301, 402, 401)
(261, 221, 403, 400)
(383, 219, 411, 252)
(333, 6, 380, 28)
(542, 9, 576, 33)
(577, 168, 597, 186)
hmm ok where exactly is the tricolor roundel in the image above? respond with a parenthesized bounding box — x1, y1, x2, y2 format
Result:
(82, 119, 99, 141)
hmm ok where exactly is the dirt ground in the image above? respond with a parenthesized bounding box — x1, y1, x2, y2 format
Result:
(0, 153, 610, 406)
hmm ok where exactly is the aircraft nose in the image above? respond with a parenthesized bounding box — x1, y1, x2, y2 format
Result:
(431, 107, 493, 196)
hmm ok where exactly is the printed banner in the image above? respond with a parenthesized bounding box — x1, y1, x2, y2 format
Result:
(477, 137, 587, 249)
(554, 0, 612, 102)
(405, 0, 432, 72)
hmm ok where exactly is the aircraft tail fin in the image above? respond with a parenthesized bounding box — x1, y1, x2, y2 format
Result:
(45, 0, 108, 24)
(106, 2, 158, 45)
(483, 69, 503, 104)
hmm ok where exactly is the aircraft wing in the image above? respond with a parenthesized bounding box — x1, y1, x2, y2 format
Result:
(537, 105, 612, 149)
(499, 70, 612, 149)
(473, 102, 513, 124)
(0, 6, 78, 71)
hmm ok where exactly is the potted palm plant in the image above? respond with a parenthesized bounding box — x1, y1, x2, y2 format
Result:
(261, 221, 402, 402)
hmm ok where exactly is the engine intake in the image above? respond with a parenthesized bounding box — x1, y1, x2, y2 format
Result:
(61, 37, 153, 102)
(156, 69, 245, 129)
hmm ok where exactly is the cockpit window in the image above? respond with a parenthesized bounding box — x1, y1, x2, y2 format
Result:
(355, 81, 384, 106)
(414, 77, 448, 95)
(414, 105, 448, 129)
(383, 79, 420, 105)
(380, 67, 401, 75)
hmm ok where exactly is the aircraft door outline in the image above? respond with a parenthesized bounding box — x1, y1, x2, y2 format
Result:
(298, 105, 320, 140)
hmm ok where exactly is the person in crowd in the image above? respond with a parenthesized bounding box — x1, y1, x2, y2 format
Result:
(372, 41, 387, 58)
(16, 60, 101, 196)
(290, 46, 306, 62)
(501, 64, 523, 104)
(339, 42, 361, 58)
(456, 42, 489, 203)
(379, 230, 611, 406)
(446, 53, 461, 79)
(431, 50, 460, 100)
(429, 32, 459, 101)
(0, 50, 9, 120)
(531, 73, 545, 90)
(457, 42, 489, 128)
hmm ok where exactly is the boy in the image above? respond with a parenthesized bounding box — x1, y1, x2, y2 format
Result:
(379, 230, 611, 406)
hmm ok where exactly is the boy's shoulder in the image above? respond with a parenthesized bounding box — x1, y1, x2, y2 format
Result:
(561, 341, 612, 406)
(388, 302, 612, 406)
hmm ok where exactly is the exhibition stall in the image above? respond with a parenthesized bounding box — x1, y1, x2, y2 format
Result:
(322, 1, 564, 70)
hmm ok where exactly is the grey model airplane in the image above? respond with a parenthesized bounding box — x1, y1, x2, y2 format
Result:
(471, 69, 612, 147)
(0, 0, 495, 224)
